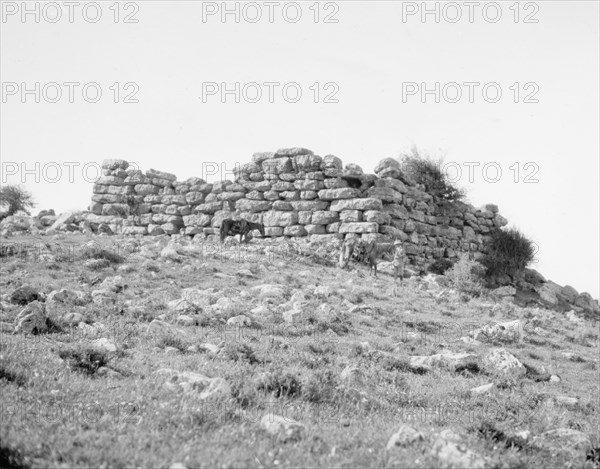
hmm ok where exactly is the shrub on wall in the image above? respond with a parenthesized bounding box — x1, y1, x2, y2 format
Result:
(400, 147, 465, 202)
(481, 228, 535, 282)
(428, 258, 454, 275)
(445, 254, 486, 296)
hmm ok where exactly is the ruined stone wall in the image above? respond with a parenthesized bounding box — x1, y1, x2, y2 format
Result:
(87, 148, 508, 269)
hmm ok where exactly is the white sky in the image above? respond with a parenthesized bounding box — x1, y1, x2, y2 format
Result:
(1, 1, 598, 297)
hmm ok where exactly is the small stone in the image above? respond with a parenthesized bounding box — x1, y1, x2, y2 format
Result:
(470, 383, 495, 396)
(386, 425, 425, 449)
(91, 338, 118, 355)
(260, 414, 305, 442)
(9, 284, 39, 305)
(227, 315, 251, 327)
(14, 301, 47, 334)
(483, 348, 526, 377)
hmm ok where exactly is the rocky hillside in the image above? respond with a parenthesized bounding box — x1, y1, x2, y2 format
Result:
(1, 231, 598, 468)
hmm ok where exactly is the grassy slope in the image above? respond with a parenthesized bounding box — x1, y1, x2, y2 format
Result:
(0, 233, 598, 469)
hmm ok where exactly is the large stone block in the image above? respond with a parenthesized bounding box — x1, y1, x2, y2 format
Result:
(185, 192, 206, 205)
(365, 186, 403, 203)
(278, 172, 297, 182)
(339, 222, 378, 234)
(298, 211, 312, 224)
(263, 191, 279, 201)
(294, 179, 324, 191)
(321, 155, 343, 170)
(373, 158, 402, 178)
(294, 154, 322, 172)
(364, 210, 391, 224)
(91, 194, 126, 204)
(379, 225, 408, 240)
(96, 175, 126, 186)
(326, 222, 341, 233)
(162, 195, 186, 205)
(283, 225, 307, 237)
(275, 147, 313, 157)
(235, 199, 272, 213)
(291, 200, 330, 211)
(239, 180, 272, 191)
(339, 210, 362, 223)
(251, 152, 275, 164)
(374, 177, 408, 193)
(194, 202, 224, 214)
(311, 211, 339, 225)
(218, 192, 246, 202)
(305, 224, 326, 235)
(317, 188, 361, 200)
(300, 191, 318, 200)
(101, 159, 129, 171)
(135, 184, 160, 196)
(183, 214, 212, 227)
(272, 201, 293, 211)
(382, 203, 409, 219)
(271, 181, 295, 191)
(262, 158, 294, 175)
(246, 190, 264, 200)
(263, 210, 298, 227)
(124, 170, 148, 185)
(146, 168, 176, 181)
(264, 226, 283, 237)
(280, 191, 301, 201)
(152, 214, 183, 225)
(323, 177, 348, 189)
(329, 198, 383, 211)
(210, 210, 236, 228)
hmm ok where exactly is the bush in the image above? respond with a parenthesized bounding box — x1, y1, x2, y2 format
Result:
(445, 254, 486, 296)
(58, 346, 110, 375)
(481, 228, 535, 281)
(428, 258, 454, 275)
(0, 185, 35, 221)
(400, 147, 465, 202)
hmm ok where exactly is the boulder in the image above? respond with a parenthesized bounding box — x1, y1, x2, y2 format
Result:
(14, 301, 47, 334)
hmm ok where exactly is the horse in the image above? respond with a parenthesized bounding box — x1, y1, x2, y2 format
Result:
(220, 218, 265, 244)
(340, 237, 395, 277)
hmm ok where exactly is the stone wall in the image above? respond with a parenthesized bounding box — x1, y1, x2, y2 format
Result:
(87, 148, 508, 270)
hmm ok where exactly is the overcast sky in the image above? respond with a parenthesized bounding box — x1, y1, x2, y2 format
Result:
(1, 1, 598, 297)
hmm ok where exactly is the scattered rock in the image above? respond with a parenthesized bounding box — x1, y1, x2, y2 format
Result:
(340, 365, 363, 385)
(470, 383, 495, 396)
(409, 352, 478, 372)
(532, 428, 590, 455)
(227, 315, 251, 327)
(253, 284, 285, 299)
(176, 315, 198, 327)
(431, 430, 485, 469)
(386, 425, 425, 449)
(90, 338, 118, 355)
(14, 301, 47, 334)
(470, 320, 521, 343)
(9, 284, 39, 305)
(260, 414, 305, 442)
(565, 310, 584, 324)
(482, 348, 526, 377)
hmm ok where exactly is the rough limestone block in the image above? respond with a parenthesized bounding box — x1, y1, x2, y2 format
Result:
(218, 192, 246, 202)
(102, 159, 129, 171)
(89, 202, 103, 215)
(162, 195, 186, 205)
(409, 210, 425, 222)
(263, 211, 298, 227)
(321, 155, 343, 170)
(135, 184, 160, 196)
(311, 211, 339, 225)
(339, 222, 378, 234)
(379, 225, 407, 240)
(326, 222, 341, 233)
(298, 211, 312, 224)
(273, 201, 293, 211)
(303, 171, 325, 180)
(96, 176, 126, 186)
(374, 177, 407, 193)
(294, 154, 322, 172)
(300, 191, 318, 200)
(194, 202, 223, 214)
(339, 210, 362, 223)
(271, 181, 296, 192)
(144, 195, 163, 205)
(323, 177, 348, 189)
(317, 188, 361, 200)
(374, 158, 402, 178)
(235, 199, 272, 212)
(92, 194, 126, 204)
(102, 204, 130, 216)
(122, 226, 147, 236)
(248, 172, 264, 182)
(364, 210, 391, 225)
(210, 210, 236, 228)
(239, 180, 271, 192)
(305, 224, 326, 235)
(279, 173, 297, 182)
(275, 147, 313, 158)
(262, 158, 294, 175)
(283, 225, 307, 237)
(291, 200, 330, 211)
(152, 214, 183, 225)
(161, 223, 181, 235)
(151, 204, 167, 214)
(146, 169, 176, 181)
(294, 179, 324, 191)
(323, 168, 343, 178)
(151, 178, 175, 188)
(124, 171, 147, 185)
(185, 191, 206, 205)
(365, 186, 403, 203)
(225, 183, 246, 192)
(280, 191, 301, 201)
(264, 226, 283, 237)
(330, 198, 383, 212)
(263, 191, 279, 201)
(212, 181, 233, 194)
(138, 214, 153, 225)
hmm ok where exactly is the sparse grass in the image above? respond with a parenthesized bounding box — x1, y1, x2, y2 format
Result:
(0, 232, 598, 469)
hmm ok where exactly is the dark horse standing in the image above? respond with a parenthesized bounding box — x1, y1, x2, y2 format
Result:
(220, 218, 265, 244)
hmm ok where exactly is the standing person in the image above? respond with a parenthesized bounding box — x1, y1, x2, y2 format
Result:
(339, 236, 358, 270)
(393, 240, 406, 282)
